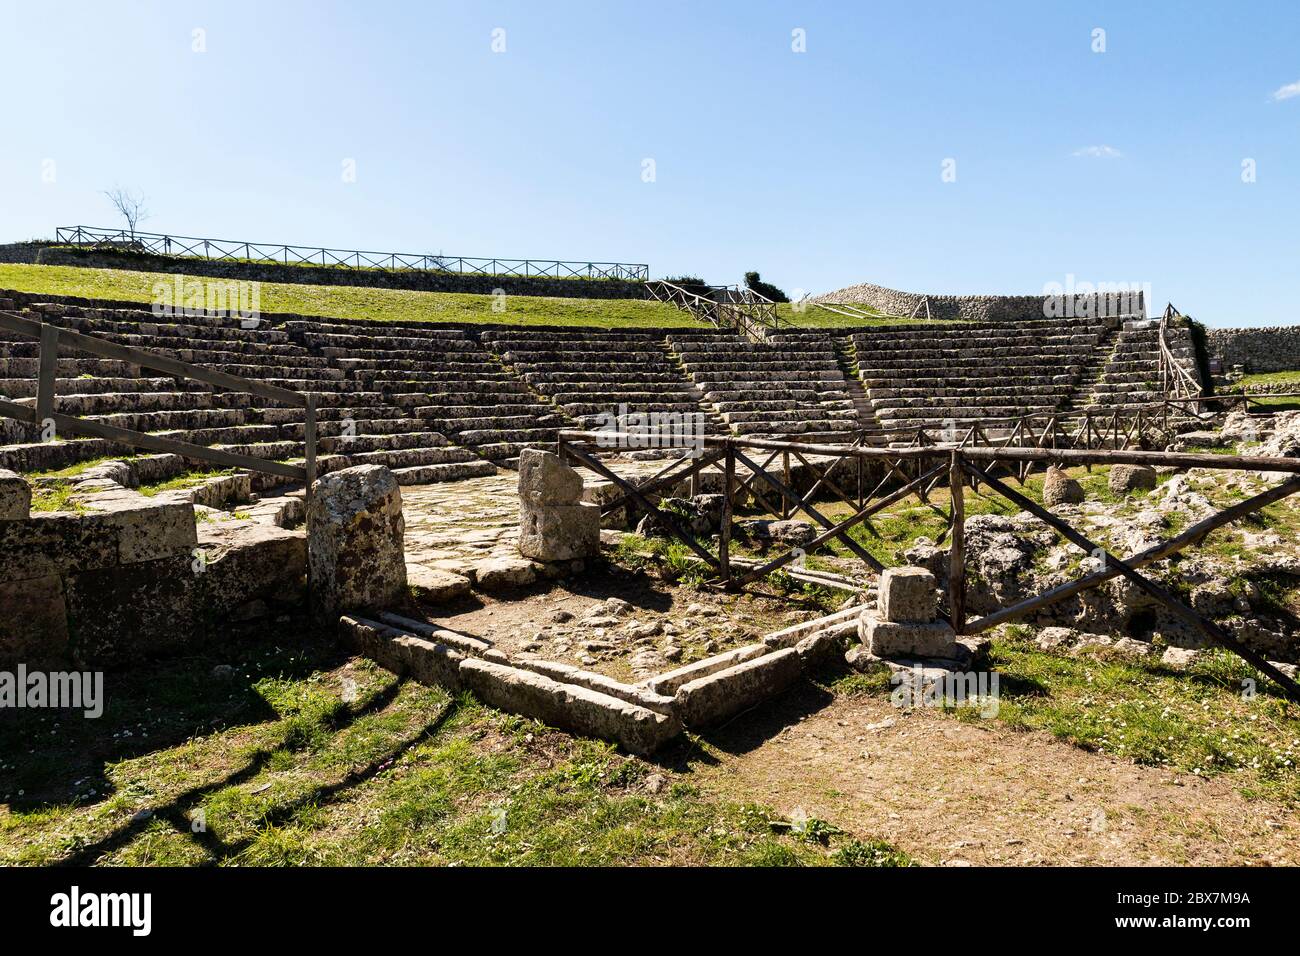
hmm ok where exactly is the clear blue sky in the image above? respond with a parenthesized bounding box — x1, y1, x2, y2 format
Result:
(2, 0, 1298, 327)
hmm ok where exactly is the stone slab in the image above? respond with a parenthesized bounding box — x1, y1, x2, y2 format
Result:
(862, 616, 960, 659)
(643, 643, 770, 696)
(674, 647, 803, 728)
(459, 657, 680, 755)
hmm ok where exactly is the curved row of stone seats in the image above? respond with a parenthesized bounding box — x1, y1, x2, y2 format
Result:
(848, 318, 1116, 438)
(0, 303, 495, 484)
(282, 319, 571, 466)
(481, 329, 726, 444)
(1078, 321, 1188, 411)
(668, 331, 862, 441)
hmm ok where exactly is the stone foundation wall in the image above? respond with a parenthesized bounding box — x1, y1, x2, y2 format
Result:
(0, 244, 649, 300)
(0, 476, 306, 668)
(814, 280, 1144, 323)
(1206, 327, 1300, 372)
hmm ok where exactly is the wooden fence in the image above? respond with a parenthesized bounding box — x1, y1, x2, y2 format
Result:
(557, 429, 1300, 701)
(0, 311, 318, 498)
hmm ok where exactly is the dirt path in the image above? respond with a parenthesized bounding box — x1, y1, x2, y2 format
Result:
(685, 687, 1298, 866)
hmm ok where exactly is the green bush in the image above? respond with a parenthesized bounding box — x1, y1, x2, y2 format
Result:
(744, 271, 789, 303)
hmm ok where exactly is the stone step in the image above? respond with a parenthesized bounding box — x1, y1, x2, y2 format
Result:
(319, 430, 452, 453)
(455, 426, 565, 445)
(391, 460, 499, 484)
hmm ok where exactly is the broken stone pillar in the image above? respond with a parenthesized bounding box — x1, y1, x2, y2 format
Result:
(517, 449, 599, 562)
(0, 469, 31, 519)
(307, 464, 407, 622)
(1042, 465, 1084, 508)
(859, 566, 959, 659)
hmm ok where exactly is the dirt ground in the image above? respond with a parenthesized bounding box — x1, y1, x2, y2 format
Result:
(680, 684, 1298, 866)
(422, 564, 825, 682)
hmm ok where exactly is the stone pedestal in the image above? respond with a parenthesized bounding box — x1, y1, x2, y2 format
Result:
(859, 566, 960, 660)
(307, 465, 407, 622)
(517, 449, 599, 562)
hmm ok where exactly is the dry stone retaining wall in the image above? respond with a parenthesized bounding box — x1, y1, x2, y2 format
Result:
(815, 280, 1145, 323)
(1206, 327, 1300, 373)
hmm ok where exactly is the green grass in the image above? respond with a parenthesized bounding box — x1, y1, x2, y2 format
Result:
(29, 482, 85, 513)
(137, 468, 236, 497)
(2, 262, 951, 331)
(834, 628, 1300, 805)
(1233, 370, 1300, 391)
(0, 627, 901, 866)
(0, 263, 694, 329)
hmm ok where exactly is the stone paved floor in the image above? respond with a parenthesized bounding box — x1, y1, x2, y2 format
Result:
(400, 459, 670, 574)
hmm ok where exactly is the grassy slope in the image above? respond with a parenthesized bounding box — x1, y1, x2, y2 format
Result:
(0, 263, 942, 330)
(0, 631, 906, 867)
(0, 263, 693, 329)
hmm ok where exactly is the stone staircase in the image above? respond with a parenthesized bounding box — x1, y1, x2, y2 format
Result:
(833, 335, 889, 447)
(285, 319, 569, 468)
(849, 317, 1115, 440)
(0, 304, 496, 482)
(482, 329, 727, 451)
(667, 330, 863, 441)
(1077, 319, 1190, 411)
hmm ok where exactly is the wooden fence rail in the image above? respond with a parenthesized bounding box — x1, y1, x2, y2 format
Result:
(558, 429, 1300, 700)
(0, 310, 318, 496)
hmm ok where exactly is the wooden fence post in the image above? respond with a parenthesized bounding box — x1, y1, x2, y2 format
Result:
(720, 444, 734, 585)
(36, 323, 59, 439)
(304, 394, 317, 508)
(948, 450, 966, 635)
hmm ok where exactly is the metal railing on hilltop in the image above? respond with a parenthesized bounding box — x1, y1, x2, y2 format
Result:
(53, 226, 650, 282)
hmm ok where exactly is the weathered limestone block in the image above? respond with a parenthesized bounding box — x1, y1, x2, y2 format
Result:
(0, 573, 68, 668)
(643, 643, 770, 696)
(459, 657, 679, 755)
(104, 500, 197, 564)
(516, 659, 677, 716)
(518, 448, 583, 505)
(1108, 464, 1157, 495)
(406, 563, 472, 604)
(673, 648, 802, 728)
(581, 479, 627, 529)
(877, 566, 939, 623)
(0, 469, 31, 519)
(861, 617, 959, 659)
(376, 610, 492, 657)
(196, 522, 308, 618)
(1042, 466, 1084, 507)
(65, 554, 201, 667)
(339, 615, 464, 692)
(517, 449, 599, 562)
(473, 555, 537, 591)
(518, 501, 600, 561)
(307, 465, 407, 621)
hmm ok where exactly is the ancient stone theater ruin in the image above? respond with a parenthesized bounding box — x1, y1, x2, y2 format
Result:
(3, 235, 1300, 864)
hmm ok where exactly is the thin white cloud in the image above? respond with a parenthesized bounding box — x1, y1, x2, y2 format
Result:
(1270, 79, 1300, 101)
(1072, 145, 1123, 159)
